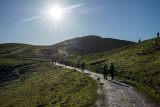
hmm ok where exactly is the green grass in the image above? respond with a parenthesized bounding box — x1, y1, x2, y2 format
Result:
(0, 62, 98, 107)
(0, 58, 34, 67)
(0, 43, 53, 59)
(0, 43, 99, 107)
(64, 38, 160, 104)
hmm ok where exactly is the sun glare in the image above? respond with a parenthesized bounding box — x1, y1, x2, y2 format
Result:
(21, 3, 85, 22)
(48, 6, 64, 19)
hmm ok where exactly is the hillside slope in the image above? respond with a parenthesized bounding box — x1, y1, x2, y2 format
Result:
(0, 35, 134, 73)
(0, 43, 52, 82)
(0, 62, 98, 106)
(0, 44, 98, 106)
(65, 38, 160, 102)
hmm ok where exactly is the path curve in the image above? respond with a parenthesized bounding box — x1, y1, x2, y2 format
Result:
(55, 63, 149, 107)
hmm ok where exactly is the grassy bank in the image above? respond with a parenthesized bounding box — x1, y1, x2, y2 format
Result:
(114, 76, 160, 106)
(64, 38, 160, 105)
(0, 62, 98, 107)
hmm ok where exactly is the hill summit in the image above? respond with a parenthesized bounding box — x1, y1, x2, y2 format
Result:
(53, 35, 135, 55)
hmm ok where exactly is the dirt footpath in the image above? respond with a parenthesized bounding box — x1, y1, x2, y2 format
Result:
(55, 63, 149, 107)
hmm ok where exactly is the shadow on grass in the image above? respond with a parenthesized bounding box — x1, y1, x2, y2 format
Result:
(84, 73, 91, 76)
(108, 79, 130, 87)
(114, 79, 137, 87)
(99, 83, 104, 85)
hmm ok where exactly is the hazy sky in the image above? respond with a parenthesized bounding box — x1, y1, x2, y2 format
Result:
(0, 0, 160, 45)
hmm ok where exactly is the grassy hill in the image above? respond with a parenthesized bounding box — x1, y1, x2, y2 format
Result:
(0, 43, 49, 82)
(0, 36, 133, 83)
(0, 62, 98, 106)
(0, 36, 141, 106)
(0, 43, 99, 106)
(64, 38, 160, 103)
(53, 35, 134, 55)
(0, 43, 55, 59)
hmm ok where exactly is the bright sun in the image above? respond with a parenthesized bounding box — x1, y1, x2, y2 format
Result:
(48, 6, 64, 19)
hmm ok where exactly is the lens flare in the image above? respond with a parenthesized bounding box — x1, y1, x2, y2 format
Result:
(48, 6, 64, 19)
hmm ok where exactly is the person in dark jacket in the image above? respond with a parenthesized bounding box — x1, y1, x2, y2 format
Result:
(138, 39, 141, 43)
(104, 63, 108, 80)
(81, 62, 85, 73)
(157, 32, 159, 37)
(77, 60, 80, 68)
(110, 63, 115, 80)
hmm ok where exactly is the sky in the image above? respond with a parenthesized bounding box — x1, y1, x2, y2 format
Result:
(0, 0, 160, 45)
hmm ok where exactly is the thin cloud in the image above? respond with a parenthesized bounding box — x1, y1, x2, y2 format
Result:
(66, 3, 85, 10)
(143, 18, 152, 22)
(20, 16, 43, 22)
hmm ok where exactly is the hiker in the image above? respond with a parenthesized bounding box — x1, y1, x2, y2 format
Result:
(77, 60, 80, 68)
(52, 57, 55, 64)
(138, 39, 141, 43)
(55, 59, 56, 64)
(81, 62, 85, 73)
(110, 63, 115, 80)
(157, 32, 159, 38)
(61, 59, 64, 64)
(104, 63, 108, 80)
(52, 57, 54, 64)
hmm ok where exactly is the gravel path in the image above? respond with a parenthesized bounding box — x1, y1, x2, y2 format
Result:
(55, 63, 149, 107)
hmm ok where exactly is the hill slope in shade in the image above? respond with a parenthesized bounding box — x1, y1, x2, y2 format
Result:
(53, 35, 135, 55)
(65, 38, 160, 102)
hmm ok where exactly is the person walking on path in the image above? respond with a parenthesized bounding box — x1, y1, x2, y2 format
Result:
(110, 63, 115, 80)
(104, 63, 108, 80)
(157, 32, 159, 38)
(138, 39, 141, 43)
(52, 57, 54, 64)
(81, 62, 85, 73)
(77, 60, 80, 68)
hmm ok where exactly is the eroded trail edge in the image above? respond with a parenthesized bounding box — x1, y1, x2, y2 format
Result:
(55, 63, 149, 107)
